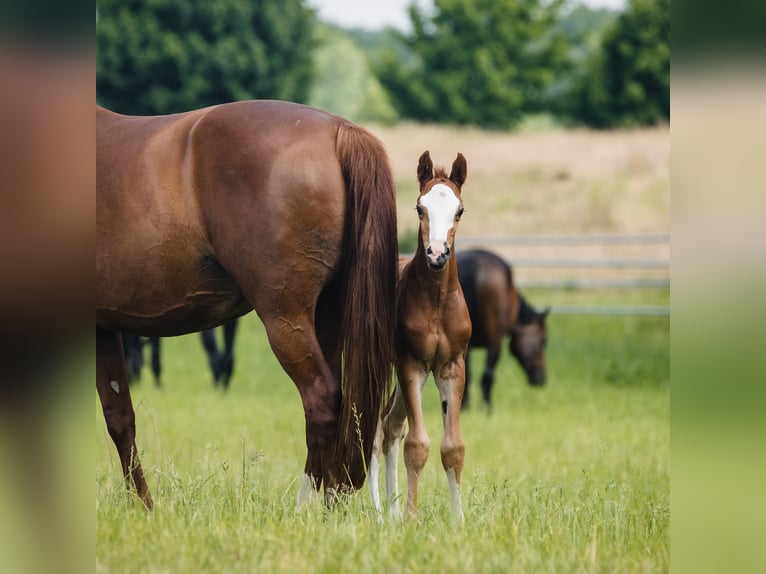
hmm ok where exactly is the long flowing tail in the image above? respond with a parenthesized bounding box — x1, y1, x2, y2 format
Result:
(333, 122, 398, 489)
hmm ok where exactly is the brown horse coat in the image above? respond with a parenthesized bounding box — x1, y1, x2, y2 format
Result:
(97, 101, 398, 507)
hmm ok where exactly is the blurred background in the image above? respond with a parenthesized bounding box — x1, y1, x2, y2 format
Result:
(96, 0, 670, 297)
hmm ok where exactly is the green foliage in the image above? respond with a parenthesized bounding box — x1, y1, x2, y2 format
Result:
(375, 0, 569, 129)
(308, 25, 398, 124)
(566, 0, 670, 128)
(97, 0, 317, 115)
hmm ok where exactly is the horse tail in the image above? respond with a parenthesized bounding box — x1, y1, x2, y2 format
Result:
(333, 122, 398, 489)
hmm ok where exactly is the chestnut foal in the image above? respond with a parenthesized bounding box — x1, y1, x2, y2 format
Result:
(369, 151, 471, 521)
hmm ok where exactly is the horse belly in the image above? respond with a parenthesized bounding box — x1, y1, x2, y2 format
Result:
(97, 239, 250, 336)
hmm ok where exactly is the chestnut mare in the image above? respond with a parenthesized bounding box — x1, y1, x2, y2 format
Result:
(368, 151, 471, 521)
(457, 249, 549, 410)
(97, 101, 398, 509)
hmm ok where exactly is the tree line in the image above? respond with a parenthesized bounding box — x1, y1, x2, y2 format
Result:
(97, 0, 669, 129)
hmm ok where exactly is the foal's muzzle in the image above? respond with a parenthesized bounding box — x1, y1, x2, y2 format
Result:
(426, 243, 451, 270)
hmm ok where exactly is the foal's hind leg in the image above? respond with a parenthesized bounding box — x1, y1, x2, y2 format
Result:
(96, 328, 152, 509)
(369, 385, 407, 515)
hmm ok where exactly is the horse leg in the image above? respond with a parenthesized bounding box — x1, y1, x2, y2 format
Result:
(399, 359, 430, 517)
(435, 359, 466, 522)
(369, 384, 407, 515)
(220, 319, 238, 388)
(96, 327, 153, 509)
(481, 343, 501, 413)
(461, 346, 472, 410)
(200, 329, 221, 385)
(150, 337, 161, 387)
(368, 418, 384, 513)
(257, 311, 341, 508)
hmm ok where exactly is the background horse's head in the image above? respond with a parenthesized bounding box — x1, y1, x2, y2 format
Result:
(415, 150, 467, 270)
(510, 306, 550, 386)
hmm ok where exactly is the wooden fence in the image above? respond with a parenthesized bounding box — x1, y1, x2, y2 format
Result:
(455, 234, 670, 316)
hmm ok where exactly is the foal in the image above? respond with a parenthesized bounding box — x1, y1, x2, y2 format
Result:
(369, 151, 471, 521)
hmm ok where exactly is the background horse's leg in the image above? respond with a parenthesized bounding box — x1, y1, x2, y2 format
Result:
(435, 360, 466, 522)
(399, 359, 430, 517)
(149, 337, 161, 387)
(200, 329, 221, 385)
(481, 343, 501, 413)
(122, 335, 143, 383)
(96, 328, 153, 509)
(461, 346, 473, 409)
(219, 319, 238, 388)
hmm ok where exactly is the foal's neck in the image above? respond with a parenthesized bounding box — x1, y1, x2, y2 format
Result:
(412, 241, 460, 304)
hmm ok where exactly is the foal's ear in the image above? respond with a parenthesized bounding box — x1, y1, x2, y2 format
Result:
(449, 153, 467, 188)
(417, 150, 433, 187)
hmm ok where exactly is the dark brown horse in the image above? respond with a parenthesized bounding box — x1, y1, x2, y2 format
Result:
(123, 319, 239, 388)
(369, 151, 471, 521)
(97, 101, 398, 509)
(457, 249, 549, 410)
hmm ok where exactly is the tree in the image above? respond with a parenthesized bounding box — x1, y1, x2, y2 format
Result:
(567, 0, 670, 128)
(308, 25, 397, 124)
(375, 0, 569, 129)
(97, 0, 316, 115)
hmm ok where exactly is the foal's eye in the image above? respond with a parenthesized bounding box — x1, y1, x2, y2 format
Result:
(456, 207, 465, 220)
(416, 205, 424, 219)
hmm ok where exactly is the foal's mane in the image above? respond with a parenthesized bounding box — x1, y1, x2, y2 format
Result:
(433, 166, 449, 180)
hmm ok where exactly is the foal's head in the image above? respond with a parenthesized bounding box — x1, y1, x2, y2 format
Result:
(415, 150, 467, 271)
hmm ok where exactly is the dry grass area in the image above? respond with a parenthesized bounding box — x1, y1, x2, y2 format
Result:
(369, 123, 670, 283)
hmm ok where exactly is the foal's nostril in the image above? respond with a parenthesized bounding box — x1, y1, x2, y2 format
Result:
(426, 246, 433, 255)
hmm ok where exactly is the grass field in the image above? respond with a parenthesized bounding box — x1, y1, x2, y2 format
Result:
(97, 124, 669, 572)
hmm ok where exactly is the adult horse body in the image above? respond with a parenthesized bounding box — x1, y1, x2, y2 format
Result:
(97, 101, 398, 509)
(457, 249, 549, 410)
(369, 151, 471, 521)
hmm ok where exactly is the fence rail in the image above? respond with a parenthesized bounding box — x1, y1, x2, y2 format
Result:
(458, 233, 670, 247)
(456, 233, 670, 316)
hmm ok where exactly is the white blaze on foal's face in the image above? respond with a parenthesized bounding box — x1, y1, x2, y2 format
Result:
(419, 183, 461, 248)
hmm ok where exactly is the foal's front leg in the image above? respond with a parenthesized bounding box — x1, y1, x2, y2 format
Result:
(435, 357, 467, 522)
(399, 357, 430, 517)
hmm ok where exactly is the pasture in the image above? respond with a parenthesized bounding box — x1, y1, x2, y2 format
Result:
(96, 291, 668, 573)
(97, 124, 669, 572)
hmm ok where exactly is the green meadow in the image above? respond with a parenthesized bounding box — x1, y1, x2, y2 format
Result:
(97, 287, 669, 573)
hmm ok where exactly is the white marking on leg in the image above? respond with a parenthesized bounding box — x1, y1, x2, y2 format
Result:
(446, 467, 464, 523)
(368, 449, 381, 512)
(385, 439, 401, 516)
(109, 380, 120, 394)
(295, 473, 318, 509)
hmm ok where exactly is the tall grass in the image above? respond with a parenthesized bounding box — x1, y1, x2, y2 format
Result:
(97, 293, 669, 573)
